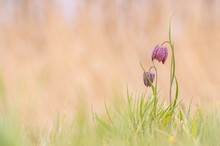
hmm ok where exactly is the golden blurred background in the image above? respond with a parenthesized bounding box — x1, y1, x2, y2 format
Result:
(0, 0, 220, 127)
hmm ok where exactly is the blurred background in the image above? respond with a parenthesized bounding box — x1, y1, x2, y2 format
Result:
(0, 0, 220, 127)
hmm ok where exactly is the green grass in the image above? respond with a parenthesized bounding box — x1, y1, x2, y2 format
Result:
(0, 91, 220, 146)
(0, 20, 219, 146)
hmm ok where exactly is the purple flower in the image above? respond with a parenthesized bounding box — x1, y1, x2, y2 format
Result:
(152, 45, 168, 64)
(143, 72, 155, 87)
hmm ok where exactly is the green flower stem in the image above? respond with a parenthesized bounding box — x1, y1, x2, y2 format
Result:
(161, 41, 171, 48)
(168, 18, 178, 109)
(149, 64, 158, 91)
(149, 64, 158, 116)
(160, 40, 173, 105)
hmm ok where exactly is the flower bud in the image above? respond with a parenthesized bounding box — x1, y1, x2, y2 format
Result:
(143, 72, 155, 87)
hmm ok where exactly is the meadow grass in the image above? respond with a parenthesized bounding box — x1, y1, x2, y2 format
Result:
(0, 20, 219, 146)
(0, 91, 220, 146)
(0, 22, 220, 146)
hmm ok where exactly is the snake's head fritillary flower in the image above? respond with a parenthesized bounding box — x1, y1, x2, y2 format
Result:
(152, 45, 168, 64)
(143, 72, 155, 87)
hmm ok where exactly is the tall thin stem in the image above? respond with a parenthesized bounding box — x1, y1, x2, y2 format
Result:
(161, 41, 171, 48)
(161, 40, 174, 105)
(168, 18, 177, 106)
(149, 64, 158, 116)
(149, 64, 158, 91)
(169, 56, 172, 105)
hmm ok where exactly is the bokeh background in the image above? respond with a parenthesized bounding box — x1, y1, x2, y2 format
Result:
(0, 0, 220, 127)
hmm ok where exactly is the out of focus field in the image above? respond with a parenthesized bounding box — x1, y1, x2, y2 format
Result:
(0, 0, 219, 127)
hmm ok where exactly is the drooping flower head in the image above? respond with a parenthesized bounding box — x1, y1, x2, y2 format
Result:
(152, 45, 168, 64)
(143, 71, 155, 87)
